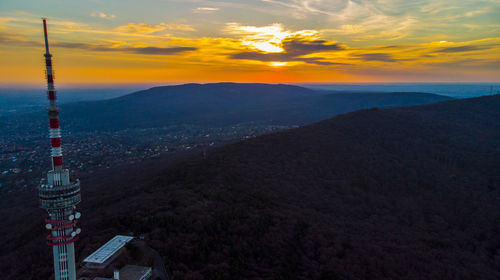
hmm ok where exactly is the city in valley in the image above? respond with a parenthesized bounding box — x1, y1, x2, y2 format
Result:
(0, 122, 291, 191)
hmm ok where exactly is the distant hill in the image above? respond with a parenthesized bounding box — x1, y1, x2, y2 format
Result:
(0, 83, 452, 135)
(1, 95, 499, 279)
(56, 83, 452, 130)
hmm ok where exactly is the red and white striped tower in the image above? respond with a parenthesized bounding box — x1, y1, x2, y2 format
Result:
(43, 18, 63, 170)
(39, 18, 81, 280)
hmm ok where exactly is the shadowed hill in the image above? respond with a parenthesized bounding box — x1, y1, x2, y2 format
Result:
(1, 95, 499, 279)
(0, 83, 452, 136)
(58, 83, 452, 130)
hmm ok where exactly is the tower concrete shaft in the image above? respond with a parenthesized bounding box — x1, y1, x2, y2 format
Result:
(39, 18, 82, 280)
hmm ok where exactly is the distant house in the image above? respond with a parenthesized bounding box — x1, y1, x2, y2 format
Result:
(83, 235, 133, 269)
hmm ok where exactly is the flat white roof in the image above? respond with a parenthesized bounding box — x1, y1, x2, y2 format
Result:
(83, 235, 133, 264)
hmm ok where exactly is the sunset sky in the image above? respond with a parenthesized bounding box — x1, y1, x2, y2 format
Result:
(1, 0, 499, 87)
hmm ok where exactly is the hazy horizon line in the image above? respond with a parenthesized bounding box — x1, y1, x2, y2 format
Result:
(1, 81, 500, 90)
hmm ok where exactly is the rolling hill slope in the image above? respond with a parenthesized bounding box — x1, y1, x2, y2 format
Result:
(61, 83, 452, 130)
(1, 95, 498, 279)
(1, 83, 452, 134)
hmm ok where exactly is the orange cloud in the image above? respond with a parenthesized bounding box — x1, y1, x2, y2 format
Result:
(0, 15, 499, 85)
(194, 7, 220, 13)
(90, 12, 116, 19)
(114, 23, 194, 34)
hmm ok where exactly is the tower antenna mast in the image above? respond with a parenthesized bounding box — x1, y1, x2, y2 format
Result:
(39, 18, 82, 280)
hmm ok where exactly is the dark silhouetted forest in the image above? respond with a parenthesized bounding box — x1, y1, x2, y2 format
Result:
(1, 95, 499, 279)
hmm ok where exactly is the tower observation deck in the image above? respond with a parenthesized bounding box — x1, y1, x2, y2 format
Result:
(39, 18, 82, 280)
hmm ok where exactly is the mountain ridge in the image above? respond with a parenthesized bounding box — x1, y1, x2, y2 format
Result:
(0, 83, 452, 136)
(59, 83, 452, 130)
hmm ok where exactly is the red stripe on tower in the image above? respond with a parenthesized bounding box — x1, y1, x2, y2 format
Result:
(47, 236, 79, 247)
(51, 138, 61, 147)
(43, 19, 48, 38)
(49, 118, 59, 128)
(53, 156, 63, 166)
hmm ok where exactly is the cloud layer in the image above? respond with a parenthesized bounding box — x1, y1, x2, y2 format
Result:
(115, 23, 195, 34)
(0, 4, 499, 84)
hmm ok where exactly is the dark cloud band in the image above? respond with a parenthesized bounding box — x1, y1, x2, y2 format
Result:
(0, 32, 197, 55)
(55, 42, 197, 55)
(435, 45, 492, 53)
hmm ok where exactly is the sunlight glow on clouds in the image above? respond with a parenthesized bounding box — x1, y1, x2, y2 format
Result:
(0, 0, 499, 85)
(224, 23, 318, 53)
(269, 61, 288, 67)
(90, 12, 116, 20)
(115, 23, 195, 34)
(194, 7, 220, 13)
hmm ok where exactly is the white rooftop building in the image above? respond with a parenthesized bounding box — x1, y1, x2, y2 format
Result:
(83, 235, 134, 269)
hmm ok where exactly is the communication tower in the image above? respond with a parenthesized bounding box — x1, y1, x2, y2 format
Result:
(38, 18, 82, 280)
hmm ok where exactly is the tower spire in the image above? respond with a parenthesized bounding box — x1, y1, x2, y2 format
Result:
(39, 18, 82, 280)
(43, 18, 63, 171)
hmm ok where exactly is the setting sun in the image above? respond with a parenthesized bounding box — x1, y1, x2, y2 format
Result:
(269, 61, 288, 67)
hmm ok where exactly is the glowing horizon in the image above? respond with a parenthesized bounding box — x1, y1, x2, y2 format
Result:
(1, 0, 499, 87)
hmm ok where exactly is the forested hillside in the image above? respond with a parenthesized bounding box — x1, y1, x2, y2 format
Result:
(0, 83, 451, 134)
(1, 95, 498, 279)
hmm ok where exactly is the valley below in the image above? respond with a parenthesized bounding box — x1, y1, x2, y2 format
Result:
(0, 90, 498, 279)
